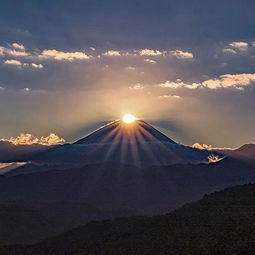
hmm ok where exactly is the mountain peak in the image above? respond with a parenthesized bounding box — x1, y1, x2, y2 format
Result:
(74, 119, 176, 145)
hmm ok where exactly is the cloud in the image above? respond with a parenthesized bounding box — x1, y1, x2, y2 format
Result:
(41, 49, 90, 61)
(144, 58, 157, 64)
(4, 59, 27, 67)
(192, 143, 213, 150)
(4, 60, 44, 69)
(169, 50, 194, 59)
(129, 83, 145, 90)
(103, 50, 121, 56)
(157, 74, 255, 91)
(251, 41, 255, 47)
(0, 46, 29, 57)
(12, 43, 25, 51)
(31, 63, 44, 69)
(202, 73, 255, 90)
(158, 94, 181, 99)
(229, 41, 249, 51)
(8, 50, 29, 57)
(0, 133, 65, 146)
(222, 48, 237, 54)
(192, 143, 233, 151)
(138, 49, 163, 56)
(207, 155, 224, 163)
(157, 79, 200, 89)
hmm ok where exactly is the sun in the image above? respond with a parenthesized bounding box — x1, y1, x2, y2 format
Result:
(122, 113, 136, 124)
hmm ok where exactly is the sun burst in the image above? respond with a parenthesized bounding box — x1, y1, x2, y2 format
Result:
(122, 113, 136, 124)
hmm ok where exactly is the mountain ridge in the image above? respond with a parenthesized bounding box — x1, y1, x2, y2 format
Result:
(1, 183, 254, 255)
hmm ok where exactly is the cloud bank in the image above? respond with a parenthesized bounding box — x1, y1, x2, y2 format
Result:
(157, 73, 255, 91)
(41, 49, 90, 61)
(0, 133, 65, 146)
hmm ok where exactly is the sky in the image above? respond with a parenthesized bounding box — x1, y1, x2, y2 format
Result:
(0, 0, 255, 147)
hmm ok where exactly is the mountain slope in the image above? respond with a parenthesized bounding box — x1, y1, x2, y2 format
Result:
(2, 183, 255, 255)
(0, 205, 91, 245)
(74, 120, 176, 144)
(0, 202, 142, 246)
(230, 144, 255, 164)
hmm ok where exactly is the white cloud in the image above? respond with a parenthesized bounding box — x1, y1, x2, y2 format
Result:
(138, 49, 163, 56)
(251, 41, 255, 47)
(158, 94, 181, 99)
(8, 50, 29, 57)
(4, 59, 43, 69)
(31, 63, 43, 69)
(157, 74, 255, 91)
(207, 155, 224, 163)
(158, 80, 200, 89)
(222, 48, 237, 54)
(202, 73, 255, 90)
(129, 83, 145, 90)
(192, 143, 213, 150)
(41, 49, 90, 61)
(0, 133, 65, 146)
(192, 143, 233, 153)
(144, 58, 157, 64)
(169, 50, 194, 59)
(103, 50, 121, 56)
(12, 43, 25, 51)
(229, 41, 249, 51)
(4, 59, 26, 67)
(0, 46, 29, 57)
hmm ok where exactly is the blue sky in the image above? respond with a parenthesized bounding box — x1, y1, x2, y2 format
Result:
(0, 0, 255, 147)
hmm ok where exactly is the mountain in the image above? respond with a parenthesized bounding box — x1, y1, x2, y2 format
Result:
(1, 156, 255, 209)
(0, 141, 50, 162)
(1, 183, 255, 255)
(0, 202, 142, 246)
(0, 204, 90, 245)
(74, 120, 176, 144)
(3, 120, 215, 177)
(230, 144, 255, 164)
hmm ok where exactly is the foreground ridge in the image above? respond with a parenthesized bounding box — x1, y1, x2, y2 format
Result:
(1, 183, 255, 255)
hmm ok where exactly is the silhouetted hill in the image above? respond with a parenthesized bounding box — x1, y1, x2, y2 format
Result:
(1, 157, 255, 209)
(0, 204, 90, 245)
(230, 144, 255, 164)
(0, 202, 143, 246)
(0, 141, 51, 162)
(1, 183, 254, 255)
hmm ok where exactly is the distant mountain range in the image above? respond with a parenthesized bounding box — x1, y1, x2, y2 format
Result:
(0, 141, 50, 162)
(2, 120, 215, 177)
(1, 183, 254, 254)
